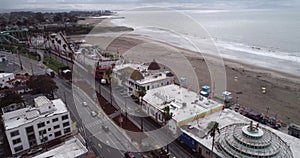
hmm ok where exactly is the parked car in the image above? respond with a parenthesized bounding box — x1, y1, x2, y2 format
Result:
(102, 125, 109, 132)
(46, 68, 55, 78)
(27, 147, 43, 155)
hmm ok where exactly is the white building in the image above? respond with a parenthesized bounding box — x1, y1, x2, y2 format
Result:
(179, 109, 300, 158)
(2, 96, 72, 155)
(142, 84, 224, 134)
(0, 73, 15, 88)
(33, 137, 88, 158)
(113, 60, 174, 97)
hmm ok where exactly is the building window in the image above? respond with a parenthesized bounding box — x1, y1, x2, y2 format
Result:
(54, 131, 61, 137)
(14, 145, 23, 152)
(62, 115, 68, 120)
(37, 122, 45, 128)
(46, 121, 50, 124)
(48, 128, 51, 131)
(54, 125, 60, 129)
(49, 134, 53, 137)
(158, 113, 163, 121)
(63, 122, 70, 127)
(44, 136, 48, 142)
(41, 136, 48, 142)
(64, 128, 71, 134)
(142, 105, 147, 110)
(10, 130, 19, 137)
(150, 108, 155, 115)
(26, 126, 34, 133)
(39, 129, 46, 135)
(52, 118, 59, 122)
(12, 138, 21, 145)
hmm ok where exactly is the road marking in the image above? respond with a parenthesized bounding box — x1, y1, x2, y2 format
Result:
(98, 143, 102, 149)
(85, 119, 102, 129)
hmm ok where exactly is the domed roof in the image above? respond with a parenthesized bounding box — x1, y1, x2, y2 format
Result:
(215, 122, 293, 158)
(130, 70, 144, 81)
(148, 59, 160, 70)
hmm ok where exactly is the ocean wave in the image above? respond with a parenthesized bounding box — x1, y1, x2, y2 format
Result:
(216, 40, 300, 63)
(111, 18, 300, 75)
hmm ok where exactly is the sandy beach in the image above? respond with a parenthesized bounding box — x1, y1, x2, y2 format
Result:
(70, 18, 300, 125)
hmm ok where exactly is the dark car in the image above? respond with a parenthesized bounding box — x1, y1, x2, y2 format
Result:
(102, 125, 109, 132)
(124, 152, 135, 158)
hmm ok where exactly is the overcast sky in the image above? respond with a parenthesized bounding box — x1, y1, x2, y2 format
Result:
(1, 0, 299, 12)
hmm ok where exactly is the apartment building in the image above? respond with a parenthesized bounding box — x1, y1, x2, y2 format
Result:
(2, 96, 72, 155)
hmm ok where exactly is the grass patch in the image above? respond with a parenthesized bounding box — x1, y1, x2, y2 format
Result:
(43, 56, 66, 73)
(19, 52, 38, 61)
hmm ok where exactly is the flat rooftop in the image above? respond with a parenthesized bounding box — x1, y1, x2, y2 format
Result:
(3, 98, 68, 130)
(143, 84, 224, 126)
(34, 96, 52, 107)
(136, 71, 172, 85)
(33, 137, 88, 158)
(114, 63, 148, 73)
(114, 63, 172, 85)
(0, 72, 14, 78)
(181, 109, 300, 157)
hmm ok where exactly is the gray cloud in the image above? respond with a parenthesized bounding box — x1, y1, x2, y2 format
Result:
(0, 0, 299, 11)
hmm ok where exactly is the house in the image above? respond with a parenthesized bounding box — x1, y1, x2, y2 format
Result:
(2, 96, 72, 155)
(0, 73, 31, 97)
(0, 73, 15, 88)
(113, 60, 174, 97)
(142, 84, 224, 134)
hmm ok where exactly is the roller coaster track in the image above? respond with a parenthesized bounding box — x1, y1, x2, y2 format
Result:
(0, 32, 20, 44)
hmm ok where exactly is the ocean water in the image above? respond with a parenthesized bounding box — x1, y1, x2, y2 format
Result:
(111, 9, 300, 76)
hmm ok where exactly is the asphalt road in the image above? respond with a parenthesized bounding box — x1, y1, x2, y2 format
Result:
(1, 51, 46, 75)
(55, 77, 131, 158)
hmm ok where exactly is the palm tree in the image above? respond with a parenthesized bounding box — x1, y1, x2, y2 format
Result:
(162, 106, 173, 122)
(206, 121, 220, 158)
(105, 67, 113, 105)
(137, 86, 146, 102)
(137, 86, 146, 131)
(162, 105, 173, 153)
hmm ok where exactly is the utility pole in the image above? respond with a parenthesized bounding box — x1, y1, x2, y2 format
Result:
(266, 106, 270, 118)
(17, 49, 23, 70)
(64, 92, 67, 105)
(140, 98, 144, 132)
(30, 63, 34, 75)
(99, 82, 101, 96)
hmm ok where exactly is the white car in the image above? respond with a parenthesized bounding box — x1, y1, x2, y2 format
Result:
(91, 111, 97, 117)
(82, 102, 88, 107)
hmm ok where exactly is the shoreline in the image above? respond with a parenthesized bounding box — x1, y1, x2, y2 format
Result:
(70, 18, 300, 125)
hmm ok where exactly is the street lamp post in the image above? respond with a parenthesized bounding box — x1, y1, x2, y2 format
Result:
(17, 49, 23, 70)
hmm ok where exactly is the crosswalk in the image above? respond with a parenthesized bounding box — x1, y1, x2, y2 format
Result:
(85, 119, 104, 129)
